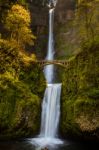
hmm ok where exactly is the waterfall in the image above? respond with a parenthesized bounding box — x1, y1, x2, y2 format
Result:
(40, 0, 62, 140)
(44, 8, 54, 83)
(40, 84, 61, 137)
(30, 0, 63, 147)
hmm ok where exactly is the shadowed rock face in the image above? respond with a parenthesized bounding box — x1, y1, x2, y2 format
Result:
(55, 0, 75, 23)
(28, 0, 48, 26)
(29, 0, 75, 26)
(27, 0, 48, 58)
(53, 0, 77, 59)
(27, 0, 75, 58)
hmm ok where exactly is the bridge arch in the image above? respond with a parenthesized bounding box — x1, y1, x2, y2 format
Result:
(36, 60, 69, 68)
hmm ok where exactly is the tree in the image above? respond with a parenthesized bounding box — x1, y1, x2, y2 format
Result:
(4, 4, 36, 49)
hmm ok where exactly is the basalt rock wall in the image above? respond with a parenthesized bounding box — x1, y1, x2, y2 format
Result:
(28, 0, 75, 59)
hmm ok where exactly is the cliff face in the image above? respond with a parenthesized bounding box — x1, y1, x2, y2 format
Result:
(60, 42, 99, 141)
(28, 0, 75, 59)
(54, 0, 78, 59)
(28, 0, 48, 58)
(55, 0, 75, 23)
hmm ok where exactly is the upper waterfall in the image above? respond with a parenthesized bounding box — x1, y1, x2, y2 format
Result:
(44, 0, 58, 84)
(44, 8, 55, 83)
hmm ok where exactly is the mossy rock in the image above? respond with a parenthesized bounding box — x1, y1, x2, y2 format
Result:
(60, 41, 99, 141)
(0, 39, 46, 139)
(0, 70, 45, 139)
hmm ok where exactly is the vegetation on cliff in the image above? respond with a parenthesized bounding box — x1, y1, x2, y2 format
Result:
(0, 1, 45, 139)
(60, 0, 99, 140)
(61, 41, 99, 140)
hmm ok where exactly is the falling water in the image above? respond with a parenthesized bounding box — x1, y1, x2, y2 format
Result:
(41, 0, 62, 140)
(44, 8, 54, 83)
(30, 0, 63, 147)
(40, 84, 61, 137)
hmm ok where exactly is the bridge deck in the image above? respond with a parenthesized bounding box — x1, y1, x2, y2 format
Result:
(35, 60, 69, 67)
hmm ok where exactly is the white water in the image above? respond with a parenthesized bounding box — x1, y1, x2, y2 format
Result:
(29, 0, 63, 147)
(44, 8, 54, 83)
(40, 84, 61, 137)
(48, 0, 58, 7)
(30, 84, 63, 147)
(30, 83, 63, 147)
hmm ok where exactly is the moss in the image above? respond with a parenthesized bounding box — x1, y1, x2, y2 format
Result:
(61, 41, 99, 140)
(19, 62, 45, 98)
(0, 39, 46, 140)
(0, 71, 45, 139)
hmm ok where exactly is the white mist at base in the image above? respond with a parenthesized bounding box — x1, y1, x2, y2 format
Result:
(29, 137, 63, 148)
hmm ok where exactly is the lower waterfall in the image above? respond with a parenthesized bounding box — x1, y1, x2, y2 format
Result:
(40, 84, 61, 137)
(30, 84, 63, 147)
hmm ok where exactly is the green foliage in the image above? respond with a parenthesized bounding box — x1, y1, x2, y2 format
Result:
(0, 74, 41, 137)
(61, 41, 99, 139)
(0, 0, 46, 140)
(75, 0, 99, 43)
(17, 0, 27, 5)
(0, 61, 45, 139)
(0, 38, 45, 139)
(19, 62, 46, 97)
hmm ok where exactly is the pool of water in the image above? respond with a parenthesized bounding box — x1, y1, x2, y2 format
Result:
(0, 139, 98, 150)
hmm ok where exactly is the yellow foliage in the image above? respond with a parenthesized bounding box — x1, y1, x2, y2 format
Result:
(4, 4, 36, 48)
(19, 51, 37, 65)
(6, 4, 31, 27)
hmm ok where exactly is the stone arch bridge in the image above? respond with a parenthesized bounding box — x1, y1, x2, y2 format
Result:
(35, 60, 69, 68)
